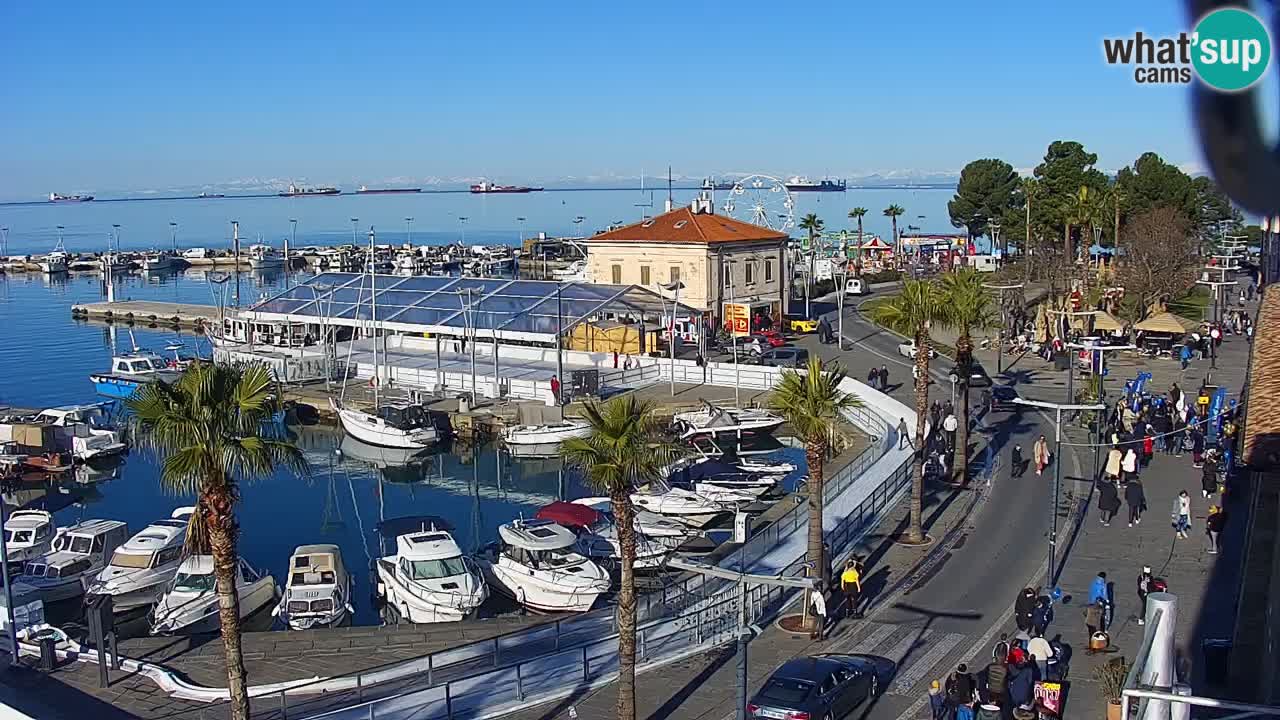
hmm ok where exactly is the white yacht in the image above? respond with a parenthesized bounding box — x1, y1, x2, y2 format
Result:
(671, 405, 784, 440)
(331, 399, 439, 450)
(247, 244, 284, 269)
(572, 521, 672, 571)
(151, 555, 277, 635)
(3, 510, 57, 566)
(38, 251, 69, 274)
(87, 508, 193, 611)
(479, 519, 611, 613)
(34, 404, 127, 461)
(551, 260, 590, 283)
(375, 528, 487, 624)
(89, 351, 181, 400)
(630, 487, 728, 526)
(570, 498, 691, 547)
(140, 252, 179, 272)
(16, 519, 130, 603)
(274, 544, 353, 630)
(501, 419, 591, 446)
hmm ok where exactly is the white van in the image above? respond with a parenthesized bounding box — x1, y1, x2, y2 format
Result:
(845, 277, 868, 296)
(182, 248, 209, 260)
(967, 254, 997, 273)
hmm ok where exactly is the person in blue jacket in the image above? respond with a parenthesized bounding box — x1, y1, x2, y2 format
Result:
(1088, 571, 1111, 629)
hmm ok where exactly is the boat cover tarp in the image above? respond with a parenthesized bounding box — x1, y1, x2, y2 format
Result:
(535, 501, 601, 529)
(671, 459, 749, 485)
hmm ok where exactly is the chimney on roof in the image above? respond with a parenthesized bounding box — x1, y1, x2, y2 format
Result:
(690, 192, 714, 215)
(664, 197, 674, 213)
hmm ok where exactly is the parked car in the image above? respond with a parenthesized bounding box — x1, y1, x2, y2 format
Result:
(987, 384, 1020, 413)
(759, 347, 810, 368)
(845, 277, 868, 296)
(785, 316, 819, 334)
(751, 332, 787, 349)
(747, 654, 887, 720)
(896, 340, 937, 359)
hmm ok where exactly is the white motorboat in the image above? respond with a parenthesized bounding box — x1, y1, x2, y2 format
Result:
(38, 251, 69, 274)
(274, 544, 353, 630)
(33, 404, 127, 461)
(3, 510, 57, 566)
(629, 487, 728, 525)
(87, 508, 194, 611)
(247, 244, 285, 269)
(551, 260, 590, 283)
(690, 483, 766, 506)
(668, 458, 784, 489)
(501, 419, 591, 446)
(570, 498, 692, 545)
(151, 555, 277, 635)
(479, 519, 610, 613)
(671, 404, 784, 440)
(535, 501, 676, 569)
(140, 252, 179, 272)
(16, 519, 130, 603)
(89, 351, 181, 400)
(375, 527, 488, 624)
(331, 398, 439, 450)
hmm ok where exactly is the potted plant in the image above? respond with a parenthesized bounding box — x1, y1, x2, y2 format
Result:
(1093, 656, 1130, 720)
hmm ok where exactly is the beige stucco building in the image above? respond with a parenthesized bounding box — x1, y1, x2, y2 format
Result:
(585, 199, 790, 332)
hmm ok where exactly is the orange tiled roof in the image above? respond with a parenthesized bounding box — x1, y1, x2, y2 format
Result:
(587, 206, 789, 245)
(1244, 286, 1280, 468)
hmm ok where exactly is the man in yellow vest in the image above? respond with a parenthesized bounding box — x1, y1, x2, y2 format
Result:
(840, 558, 863, 619)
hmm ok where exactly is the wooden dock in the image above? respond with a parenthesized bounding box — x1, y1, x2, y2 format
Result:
(70, 300, 221, 329)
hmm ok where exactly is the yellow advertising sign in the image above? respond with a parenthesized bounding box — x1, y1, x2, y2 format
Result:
(724, 303, 750, 336)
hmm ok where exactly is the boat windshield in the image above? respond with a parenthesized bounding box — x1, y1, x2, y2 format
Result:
(174, 572, 216, 593)
(110, 550, 155, 569)
(6, 530, 32, 543)
(379, 405, 427, 430)
(409, 556, 467, 580)
(53, 535, 93, 554)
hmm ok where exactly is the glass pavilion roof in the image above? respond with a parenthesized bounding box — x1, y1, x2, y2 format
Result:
(246, 273, 701, 341)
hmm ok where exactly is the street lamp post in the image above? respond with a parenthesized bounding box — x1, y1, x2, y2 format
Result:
(287, 219, 297, 288)
(1196, 275, 1237, 370)
(661, 280, 685, 398)
(990, 219, 1002, 264)
(169, 222, 178, 254)
(0, 226, 8, 257)
(833, 264, 847, 351)
(1014, 397, 1104, 588)
(459, 217, 469, 247)
(723, 258, 742, 408)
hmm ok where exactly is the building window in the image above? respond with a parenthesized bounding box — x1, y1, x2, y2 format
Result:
(640, 266, 651, 285)
(670, 265, 680, 283)
(611, 264, 622, 284)
(723, 265, 732, 288)
(765, 260, 774, 282)
(745, 261, 756, 285)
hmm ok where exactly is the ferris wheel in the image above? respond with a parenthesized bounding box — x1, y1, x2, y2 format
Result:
(720, 174, 794, 232)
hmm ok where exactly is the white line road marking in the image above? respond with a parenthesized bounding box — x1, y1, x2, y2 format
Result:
(889, 631, 966, 695)
(830, 621, 900, 654)
(882, 627, 929, 665)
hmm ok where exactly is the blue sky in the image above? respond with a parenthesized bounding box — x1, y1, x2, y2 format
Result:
(0, 1, 1220, 199)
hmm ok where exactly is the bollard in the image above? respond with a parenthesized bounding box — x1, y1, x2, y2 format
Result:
(280, 690, 289, 719)
(357, 673, 363, 700)
(516, 663, 524, 701)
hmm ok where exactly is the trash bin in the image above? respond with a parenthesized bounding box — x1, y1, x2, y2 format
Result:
(1202, 638, 1232, 685)
(38, 634, 57, 671)
(457, 394, 470, 414)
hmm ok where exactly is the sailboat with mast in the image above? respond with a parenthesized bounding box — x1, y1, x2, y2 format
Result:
(329, 227, 439, 449)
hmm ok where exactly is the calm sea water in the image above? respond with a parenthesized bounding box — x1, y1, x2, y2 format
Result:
(0, 268, 806, 627)
(0, 188, 954, 256)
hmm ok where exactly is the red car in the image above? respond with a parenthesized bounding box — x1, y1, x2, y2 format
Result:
(752, 331, 787, 348)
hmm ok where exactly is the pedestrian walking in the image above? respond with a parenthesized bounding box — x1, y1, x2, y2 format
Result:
(1122, 447, 1138, 481)
(1098, 479, 1121, 526)
(1125, 478, 1146, 526)
(928, 681, 947, 720)
(1142, 433, 1155, 466)
(1192, 428, 1206, 467)
(840, 558, 863, 619)
(1027, 632, 1053, 679)
(867, 366, 879, 390)
(943, 412, 959, 454)
(1136, 566, 1155, 624)
(1202, 453, 1219, 498)
(945, 663, 976, 707)
(984, 655, 1008, 707)
(1089, 571, 1109, 606)
(1007, 659, 1035, 709)
(1173, 490, 1192, 539)
(1011, 445, 1025, 478)
(1031, 596, 1054, 636)
(1206, 505, 1227, 554)
(879, 365, 889, 391)
(1033, 435, 1050, 476)
(1083, 601, 1104, 640)
(1014, 587, 1037, 632)
(1105, 447, 1122, 482)
(549, 375, 561, 405)
(809, 584, 828, 640)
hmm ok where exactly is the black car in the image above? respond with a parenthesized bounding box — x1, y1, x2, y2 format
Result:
(964, 361, 993, 388)
(747, 654, 890, 720)
(987, 384, 1020, 413)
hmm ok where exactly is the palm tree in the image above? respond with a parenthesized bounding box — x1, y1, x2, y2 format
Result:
(1069, 186, 1103, 279)
(883, 205, 905, 254)
(1109, 185, 1125, 269)
(939, 270, 995, 484)
(799, 212, 824, 250)
(127, 363, 308, 720)
(562, 396, 675, 720)
(768, 357, 862, 609)
(871, 278, 946, 544)
(848, 207, 868, 242)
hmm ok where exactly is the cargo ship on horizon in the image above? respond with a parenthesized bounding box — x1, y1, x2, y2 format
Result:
(279, 184, 341, 197)
(784, 176, 846, 192)
(356, 185, 422, 194)
(49, 192, 94, 203)
(469, 181, 543, 194)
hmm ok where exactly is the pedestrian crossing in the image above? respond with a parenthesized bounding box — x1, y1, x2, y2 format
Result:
(825, 620, 969, 696)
